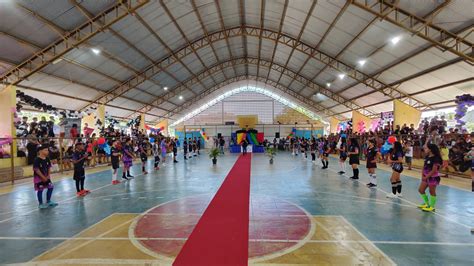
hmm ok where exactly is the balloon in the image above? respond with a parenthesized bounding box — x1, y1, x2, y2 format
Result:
(104, 144, 111, 155)
(149, 137, 155, 143)
(53, 125, 61, 135)
(388, 136, 397, 144)
(381, 141, 392, 155)
(98, 137, 106, 145)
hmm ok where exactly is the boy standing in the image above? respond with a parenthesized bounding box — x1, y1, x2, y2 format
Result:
(140, 139, 149, 174)
(111, 140, 121, 184)
(33, 145, 58, 208)
(183, 138, 188, 160)
(72, 142, 89, 196)
(152, 140, 161, 170)
(405, 141, 413, 170)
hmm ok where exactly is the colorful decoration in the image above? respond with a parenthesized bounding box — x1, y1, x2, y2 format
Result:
(287, 127, 296, 138)
(357, 120, 366, 133)
(370, 118, 381, 132)
(237, 133, 247, 144)
(97, 137, 106, 145)
(145, 124, 165, 133)
(381, 141, 392, 155)
(388, 136, 397, 144)
(454, 94, 474, 128)
(0, 135, 13, 146)
(247, 132, 258, 145)
(256, 132, 264, 143)
(104, 143, 111, 155)
(200, 128, 209, 142)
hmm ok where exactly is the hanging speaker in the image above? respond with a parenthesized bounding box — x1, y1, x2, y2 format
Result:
(275, 132, 280, 138)
(218, 133, 222, 138)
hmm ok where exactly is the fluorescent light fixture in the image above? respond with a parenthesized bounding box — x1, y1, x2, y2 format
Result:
(338, 73, 346, 80)
(164, 86, 168, 91)
(326, 82, 331, 88)
(390, 36, 401, 45)
(179, 95, 183, 100)
(91, 48, 100, 55)
(358, 59, 366, 66)
(52, 58, 63, 65)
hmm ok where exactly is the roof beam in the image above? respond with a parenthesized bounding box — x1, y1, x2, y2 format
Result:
(164, 74, 337, 123)
(191, 0, 229, 81)
(293, 1, 374, 91)
(325, 55, 468, 110)
(160, 0, 218, 88)
(275, 0, 317, 86)
(128, 57, 374, 119)
(239, 0, 249, 78)
(328, 77, 473, 117)
(69, 0, 179, 112)
(135, 2, 205, 95)
(350, 0, 473, 62)
(0, 0, 149, 87)
(0, 57, 168, 115)
(335, 23, 472, 95)
(16, 84, 165, 119)
(12, 3, 174, 111)
(68, 25, 436, 119)
(264, 0, 289, 85)
(214, 0, 238, 77)
(256, 0, 266, 79)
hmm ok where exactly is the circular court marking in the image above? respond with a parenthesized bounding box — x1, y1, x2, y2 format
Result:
(129, 194, 313, 262)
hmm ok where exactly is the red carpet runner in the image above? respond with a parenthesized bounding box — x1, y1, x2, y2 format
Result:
(173, 154, 252, 266)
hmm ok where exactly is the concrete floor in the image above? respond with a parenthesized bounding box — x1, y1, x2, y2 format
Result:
(0, 152, 473, 265)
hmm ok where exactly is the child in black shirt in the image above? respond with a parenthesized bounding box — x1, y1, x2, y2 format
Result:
(72, 142, 89, 196)
(111, 141, 121, 185)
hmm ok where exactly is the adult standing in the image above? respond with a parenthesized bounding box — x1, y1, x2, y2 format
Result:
(242, 139, 248, 155)
(219, 137, 225, 155)
(26, 135, 40, 165)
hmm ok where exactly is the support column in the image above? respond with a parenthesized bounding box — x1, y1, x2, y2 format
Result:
(0, 85, 17, 183)
(96, 104, 105, 129)
(139, 113, 146, 133)
(0, 85, 16, 141)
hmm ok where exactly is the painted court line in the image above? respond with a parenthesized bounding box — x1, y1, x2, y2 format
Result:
(1, 236, 473, 247)
(314, 157, 473, 229)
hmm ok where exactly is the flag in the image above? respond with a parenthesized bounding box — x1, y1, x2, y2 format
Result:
(287, 127, 296, 138)
(200, 128, 209, 142)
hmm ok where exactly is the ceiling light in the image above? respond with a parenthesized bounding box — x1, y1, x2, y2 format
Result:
(179, 95, 183, 100)
(338, 73, 346, 80)
(326, 82, 331, 88)
(52, 58, 63, 65)
(390, 36, 401, 45)
(164, 86, 168, 91)
(358, 59, 366, 66)
(91, 48, 101, 55)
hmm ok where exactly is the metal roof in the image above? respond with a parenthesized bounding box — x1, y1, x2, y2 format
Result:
(0, 0, 472, 123)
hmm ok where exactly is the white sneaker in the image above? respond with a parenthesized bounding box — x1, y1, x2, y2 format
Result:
(396, 193, 403, 198)
(386, 193, 397, 198)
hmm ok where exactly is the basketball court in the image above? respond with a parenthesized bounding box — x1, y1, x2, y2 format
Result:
(1, 153, 472, 265)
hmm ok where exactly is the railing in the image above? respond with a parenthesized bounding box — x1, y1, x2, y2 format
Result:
(0, 133, 471, 183)
(0, 136, 134, 184)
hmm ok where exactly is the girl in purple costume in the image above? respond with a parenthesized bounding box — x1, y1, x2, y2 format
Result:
(122, 138, 135, 180)
(418, 143, 442, 212)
